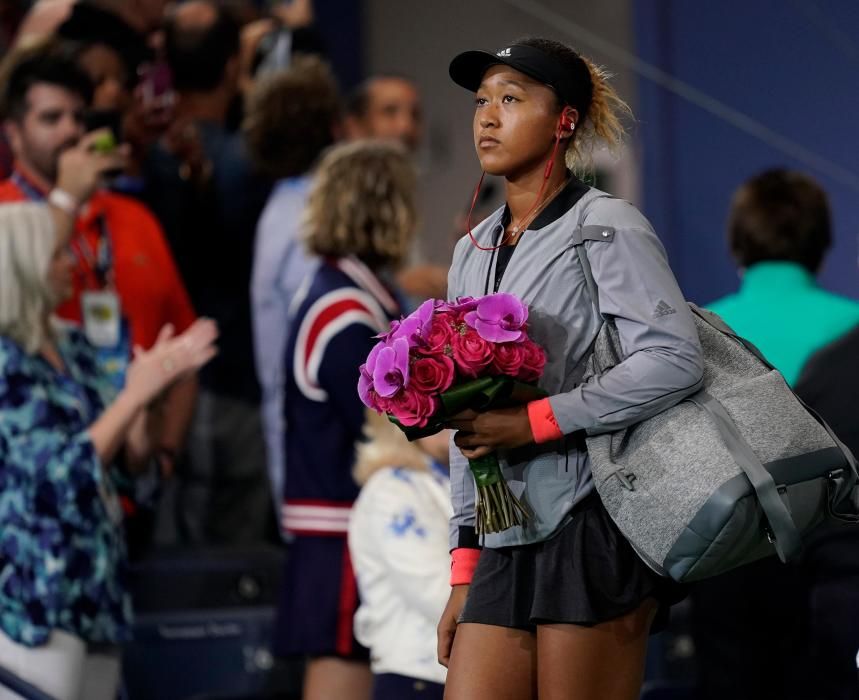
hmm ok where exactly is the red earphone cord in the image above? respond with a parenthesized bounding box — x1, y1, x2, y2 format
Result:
(466, 117, 568, 252)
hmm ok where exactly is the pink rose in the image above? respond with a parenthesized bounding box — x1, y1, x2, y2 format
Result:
(410, 355, 455, 394)
(518, 340, 547, 382)
(389, 387, 439, 428)
(448, 310, 468, 326)
(451, 325, 494, 378)
(417, 315, 456, 356)
(491, 342, 525, 377)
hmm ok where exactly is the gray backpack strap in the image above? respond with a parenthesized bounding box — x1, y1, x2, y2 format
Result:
(571, 196, 619, 371)
(567, 197, 616, 383)
(572, 223, 615, 319)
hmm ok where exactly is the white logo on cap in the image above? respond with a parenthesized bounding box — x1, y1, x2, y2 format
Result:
(496, 48, 512, 57)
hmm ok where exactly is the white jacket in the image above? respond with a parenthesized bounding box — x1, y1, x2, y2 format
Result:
(348, 465, 452, 685)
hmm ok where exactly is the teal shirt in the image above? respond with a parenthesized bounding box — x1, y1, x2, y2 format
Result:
(707, 262, 859, 386)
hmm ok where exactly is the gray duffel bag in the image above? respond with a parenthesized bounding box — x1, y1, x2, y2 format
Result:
(575, 230, 859, 583)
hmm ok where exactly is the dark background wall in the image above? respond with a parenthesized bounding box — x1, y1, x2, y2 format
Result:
(634, 0, 859, 304)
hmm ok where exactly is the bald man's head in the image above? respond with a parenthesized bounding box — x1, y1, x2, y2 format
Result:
(345, 76, 422, 152)
(165, 0, 239, 94)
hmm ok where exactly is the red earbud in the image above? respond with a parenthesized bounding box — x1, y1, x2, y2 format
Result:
(558, 107, 575, 133)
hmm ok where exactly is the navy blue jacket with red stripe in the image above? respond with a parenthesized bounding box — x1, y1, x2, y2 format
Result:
(281, 256, 401, 537)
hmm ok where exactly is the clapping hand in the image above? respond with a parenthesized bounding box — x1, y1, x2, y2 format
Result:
(124, 319, 218, 409)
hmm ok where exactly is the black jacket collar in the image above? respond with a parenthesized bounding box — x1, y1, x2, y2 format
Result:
(499, 176, 591, 232)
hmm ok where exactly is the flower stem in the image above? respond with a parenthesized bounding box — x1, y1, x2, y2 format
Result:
(474, 478, 529, 535)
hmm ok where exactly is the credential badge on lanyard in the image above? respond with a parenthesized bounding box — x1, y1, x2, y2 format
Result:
(81, 289, 122, 347)
(79, 214, 123, 348)
(80, 215, 131, 390)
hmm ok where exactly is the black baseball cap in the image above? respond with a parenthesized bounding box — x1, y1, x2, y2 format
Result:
(449, 42, 592, 114)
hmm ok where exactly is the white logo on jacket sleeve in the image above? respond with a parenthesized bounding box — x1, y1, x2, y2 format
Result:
(293, 288, 388, 402)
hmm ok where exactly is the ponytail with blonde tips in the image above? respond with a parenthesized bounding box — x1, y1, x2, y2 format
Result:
(514, 37, 633, 175)
(564, 56, 632, 174)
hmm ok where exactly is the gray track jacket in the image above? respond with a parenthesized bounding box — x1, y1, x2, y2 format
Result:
(447, 180, 704, 550)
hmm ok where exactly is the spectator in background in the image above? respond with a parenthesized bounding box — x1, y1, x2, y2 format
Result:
(56, 0, 166, 78)
(4, 1, 169, 183)
(707, 168, 859, 385)
(0, 35, 125, 119)
(238, 0, 325, 94)
(16, 0, 167, 74)
(55, 17, 168, 188)
(344, 75, 422, 153)
(243, 54, 339, 526)
(0, 46, 199, 491)
(345, 75, 447, 305)
(693, 168, 859, 700)
(59, 36, 166, 195)
(145, 0, 273, 544)
(66, 39, 131, 114)
(275, 141, 416, 700)
(349, 413, 452, 700)
(0, 202, 217, 700)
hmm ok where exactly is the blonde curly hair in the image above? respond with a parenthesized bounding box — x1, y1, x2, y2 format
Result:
(565, 56, 632, 174)
(304, 139, 417, 269)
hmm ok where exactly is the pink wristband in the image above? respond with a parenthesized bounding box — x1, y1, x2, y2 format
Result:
(527, 397, 563, 444)
(450, 548, 481, 586)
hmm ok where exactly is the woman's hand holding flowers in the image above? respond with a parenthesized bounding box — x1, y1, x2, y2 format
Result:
(448, 406, 534, 459)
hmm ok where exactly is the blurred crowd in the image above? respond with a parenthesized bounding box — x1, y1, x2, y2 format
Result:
(0, 2, 857, 700)
(0, 1, 456, 698)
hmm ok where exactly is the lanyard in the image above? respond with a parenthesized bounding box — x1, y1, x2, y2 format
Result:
(10, 171, 45, 202)
(12, 170, 114, 287)
(72, 214, 114, 288)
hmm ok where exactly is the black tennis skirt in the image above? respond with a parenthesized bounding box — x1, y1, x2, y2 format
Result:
(459, 492, 685, 633)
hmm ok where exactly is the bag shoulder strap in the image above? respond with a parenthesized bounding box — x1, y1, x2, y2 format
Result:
(690, 391, 803, 562)
(571, 194, 615, 318)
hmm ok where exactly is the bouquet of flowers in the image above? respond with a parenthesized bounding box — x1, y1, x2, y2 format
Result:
(358, 293, 548, 534)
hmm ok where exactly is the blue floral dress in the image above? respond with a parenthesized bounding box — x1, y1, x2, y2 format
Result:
(0, 324, 132, 647)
